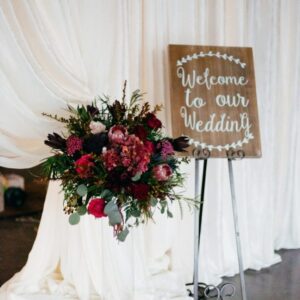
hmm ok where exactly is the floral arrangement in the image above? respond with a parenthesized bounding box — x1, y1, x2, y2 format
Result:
(43, 84, 190, 241)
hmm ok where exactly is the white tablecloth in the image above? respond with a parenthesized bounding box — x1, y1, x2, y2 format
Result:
(0, 179, 194, 300)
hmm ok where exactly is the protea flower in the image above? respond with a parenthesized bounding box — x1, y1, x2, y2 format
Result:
(87, 104, 99, 117)
(167, 136, 190, 152)
(108, 125, 128, 144)
(108, 100, 126, 123)
(152, 164, 173, 181)
(44, 133, 66, 150)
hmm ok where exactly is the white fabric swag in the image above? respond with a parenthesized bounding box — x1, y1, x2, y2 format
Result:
(0, 0, 299, 299)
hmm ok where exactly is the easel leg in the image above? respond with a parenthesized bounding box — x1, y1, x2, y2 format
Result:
(193, 158, 200, 300)
(228, 159, 248, 300)
(193, 158, 208, 299)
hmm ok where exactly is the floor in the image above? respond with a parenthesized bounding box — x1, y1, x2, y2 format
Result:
(223, 249, 300, 300)
(0, 165, 47, 285)
(0, 215, 40, 285)
(0, 214, 300, 300)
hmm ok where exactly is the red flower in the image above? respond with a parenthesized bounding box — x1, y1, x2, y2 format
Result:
(102, 148, 120, 171)
(102, 134, 152, 176)
(133, 125, 147, 141)
(120, 135, 151, 175)
(152, 164, 173, 181)
(146, 113, 162, 130)
(88, 198, 107, 218)
(75, 154, 95, 178)
(144, 141, 155, 154)
(108, 125, 128, 144)
(66, 135, 83, 155)
(131, 183, 150, 200)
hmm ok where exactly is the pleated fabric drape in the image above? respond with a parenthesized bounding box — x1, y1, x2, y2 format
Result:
(0, 0, 299, 299)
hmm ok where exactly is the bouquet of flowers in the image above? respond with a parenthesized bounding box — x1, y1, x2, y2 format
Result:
(43, 84, 190, 241)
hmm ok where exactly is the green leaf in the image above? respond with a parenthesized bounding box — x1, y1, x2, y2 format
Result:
(160, 200, 167, 214)
(104, 200, 122, 226)
(131, 209, 141, 218)
(150, 197, 158, 207)
(77, 206, 87, 216)
(131, 172, 142, 182)
(77, 184, 88, 197)
(167, 210, 173, 218)
(104, 200, 118, 215)
(69, 213, 80, 225)
(101, 189, 113, 200)
(108, 211, 122, 226)
(117, 228, 129, 242)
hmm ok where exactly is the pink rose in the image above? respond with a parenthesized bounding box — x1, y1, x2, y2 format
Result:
(88, 198, 107, 218)
(152, 164, 173, 181)
(108, 125, 128, 144)
(89, 121, 106, 134)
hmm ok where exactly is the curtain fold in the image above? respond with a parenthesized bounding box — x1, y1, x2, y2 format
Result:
(0, 0, 299, 298)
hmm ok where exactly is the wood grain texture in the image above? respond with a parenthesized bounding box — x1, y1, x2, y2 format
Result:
(169, 45, 261, 158)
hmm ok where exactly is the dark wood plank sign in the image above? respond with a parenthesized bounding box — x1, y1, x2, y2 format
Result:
(168, 45, 261, 158)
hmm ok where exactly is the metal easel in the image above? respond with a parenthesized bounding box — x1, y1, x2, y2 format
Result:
(186, 147, 247, 300)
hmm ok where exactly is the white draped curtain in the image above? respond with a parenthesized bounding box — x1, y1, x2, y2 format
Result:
(0, 0, 299, 299)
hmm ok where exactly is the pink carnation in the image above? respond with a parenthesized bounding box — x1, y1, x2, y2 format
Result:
(66, 135, 83, 155)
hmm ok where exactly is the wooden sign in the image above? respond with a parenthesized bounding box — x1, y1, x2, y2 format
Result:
(168, 45, 261, 158)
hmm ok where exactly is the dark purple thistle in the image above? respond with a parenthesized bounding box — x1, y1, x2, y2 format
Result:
(44, 133, 66, 150)
(167, 136, 190, 152)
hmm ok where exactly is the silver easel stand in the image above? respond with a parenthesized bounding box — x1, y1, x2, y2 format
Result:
(193, 158, 206, 299)
(228, 158, 247, 300)
(193, 158, 200, 299)
(190, 148, 247, 300)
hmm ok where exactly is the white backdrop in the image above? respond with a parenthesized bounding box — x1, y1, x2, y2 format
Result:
(0, 0, 299, 299)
